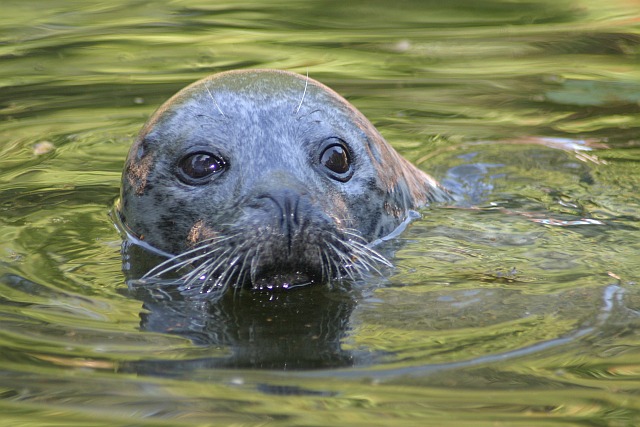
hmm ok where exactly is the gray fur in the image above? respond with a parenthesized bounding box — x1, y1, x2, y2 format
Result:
(118, 69, 449, 293)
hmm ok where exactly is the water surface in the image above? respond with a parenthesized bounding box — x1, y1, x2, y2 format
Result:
(1, 1, 639, 426)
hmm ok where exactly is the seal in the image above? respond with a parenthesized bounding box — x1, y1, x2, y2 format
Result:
(117, 69, 450, 298)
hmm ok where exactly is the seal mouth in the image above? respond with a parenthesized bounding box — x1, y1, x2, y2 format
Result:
(251, 270, 317, 291)
(137, 227, 391, 301)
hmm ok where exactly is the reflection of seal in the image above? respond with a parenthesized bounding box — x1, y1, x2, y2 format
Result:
(131, 284, 357, 370)
(118, 69, 449, 297)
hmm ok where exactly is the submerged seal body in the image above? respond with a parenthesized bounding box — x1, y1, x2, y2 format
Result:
(118, 69, 449, 296)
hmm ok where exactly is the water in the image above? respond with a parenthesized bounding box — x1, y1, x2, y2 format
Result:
(1, 0, 639, 425)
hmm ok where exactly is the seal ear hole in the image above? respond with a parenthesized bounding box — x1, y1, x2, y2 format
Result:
(177, 151, 226, 184)
(319, 139, 353, 182)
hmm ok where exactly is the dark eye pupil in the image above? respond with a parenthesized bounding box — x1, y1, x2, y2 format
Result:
(321, 144, 350, 174)
(179, 153, 225, 180)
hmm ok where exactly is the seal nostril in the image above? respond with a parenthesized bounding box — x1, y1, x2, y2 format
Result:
(255, 190, 304, 242)
(292, 195, 300, 227)
(282, 195, 292, 229)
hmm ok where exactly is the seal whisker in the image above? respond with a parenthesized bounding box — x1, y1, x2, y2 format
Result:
(333, 230, 390, 276)
(237, 244, 256, 288)
(143, 234, 241, 278)
(342, 229, 370, 243)
(208, 255, 241, 294)
(182, 274, 207, 294)
(317, 246, 328, 284)
(180, 260, 214, 291)
(233, 248, 255, 296)
(343, 232, 391, 261)
(214, 238, 255, 295)
(170, 242, 228, 270)
(144, 246, 223, 279)
(180, 246, 236, 290)
(175, 233, 243, 277)
(346, 244, 386, 276)
(324, 248, 338, 281)
(348, 239, 393, 268)
(294, 69, 309, 115)
(181, 257, 216, 285)
(221, 265, 241, 294)
(235, 267, 249, 296)
(142, 251, 198, 278)
(336, 236, 389, 278)
(202, 245, 241, 280)
(320, 247, 333, 283)
(340, 259, 358, 282)
(250, 243, 265, 285)
(205, 82, 226, 117)
(352, 253, 382, 276)
(332, 257, 344, 282)
(326, 243, 348, 281)
(326, 242, 357, 280)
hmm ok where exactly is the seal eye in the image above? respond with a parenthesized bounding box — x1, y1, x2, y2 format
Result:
(177, 152, 226, 184)
(320, 142, 352, 181)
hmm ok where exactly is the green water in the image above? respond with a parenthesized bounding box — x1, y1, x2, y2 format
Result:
(1, 0, 639, 425)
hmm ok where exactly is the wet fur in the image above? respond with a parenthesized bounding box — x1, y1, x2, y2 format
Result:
(119, 69, 450, 298)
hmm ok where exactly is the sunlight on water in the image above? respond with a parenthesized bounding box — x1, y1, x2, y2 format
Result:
(0, 0, 639, 425)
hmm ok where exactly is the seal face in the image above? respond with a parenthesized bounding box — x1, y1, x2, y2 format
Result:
(118, 69, 449, 297)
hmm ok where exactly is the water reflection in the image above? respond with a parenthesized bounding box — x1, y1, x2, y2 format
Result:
(123, 243, 357, 370)
(119, 137, 621, 374)
(1, 0, 639, 424)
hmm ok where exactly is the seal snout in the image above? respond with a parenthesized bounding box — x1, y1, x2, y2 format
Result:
(230, 183, 339, 290)
(255, 189, 304, 249)
(246, 186, 325, 256)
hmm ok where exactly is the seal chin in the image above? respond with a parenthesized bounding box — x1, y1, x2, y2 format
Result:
(138, 221, 388, 300)
(251, 271, 316, 291)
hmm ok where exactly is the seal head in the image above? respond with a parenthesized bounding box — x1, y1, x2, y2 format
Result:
(118, 69, 449, 296)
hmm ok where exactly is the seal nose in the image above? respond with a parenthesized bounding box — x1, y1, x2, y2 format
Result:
(256, 189, 304, 249)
